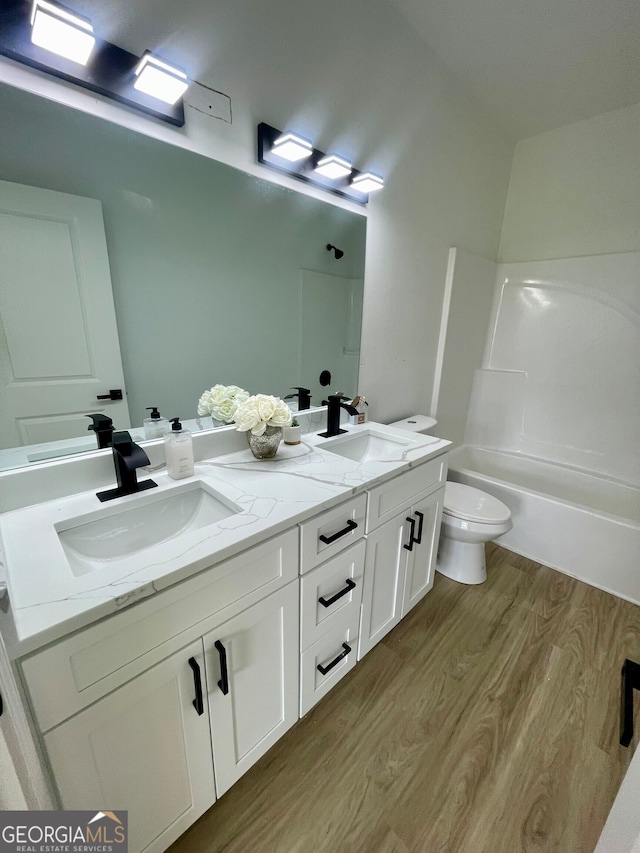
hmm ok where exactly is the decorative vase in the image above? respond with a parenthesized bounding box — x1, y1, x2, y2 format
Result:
(247, 425, 282, 459)
(283, 425, 302, 445)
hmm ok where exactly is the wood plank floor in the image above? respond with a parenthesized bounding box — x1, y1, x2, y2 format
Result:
(168, 545, 640, 853)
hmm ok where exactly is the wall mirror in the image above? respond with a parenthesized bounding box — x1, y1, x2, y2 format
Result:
(0, 82, 366, 471)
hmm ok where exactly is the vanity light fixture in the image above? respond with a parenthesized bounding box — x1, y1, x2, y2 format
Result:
(257, 123, 384, 205)
(30, 0, 95, 66)
(134, 52, 189, 105)
(0, 0, 186, 125)
(315, 154, 352, 181)
(351, 171, 384, 194)
(271, 131, 314, 162)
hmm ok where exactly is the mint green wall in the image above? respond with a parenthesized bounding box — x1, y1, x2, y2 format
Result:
(0, 84, 366, 425)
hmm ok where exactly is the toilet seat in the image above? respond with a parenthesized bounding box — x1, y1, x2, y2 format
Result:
(443, 482, 511, 525)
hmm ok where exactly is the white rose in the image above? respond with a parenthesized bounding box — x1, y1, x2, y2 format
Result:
(208, 385, 227, 406)
(234, 398, 259, 432)
(269, 400, 293, 427)
(212, 398, 236, 422)
(197, 390, 212, 416)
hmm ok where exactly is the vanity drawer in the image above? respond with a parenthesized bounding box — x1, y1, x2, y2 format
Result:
(300, 540, 365, 651)
(366, 455, 447, 532)
(21, 527, 298, 733)
(299, 493, 366, 574)
(300, 611, 359, 717)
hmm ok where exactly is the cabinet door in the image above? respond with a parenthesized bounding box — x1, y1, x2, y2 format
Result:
(43, 641, 216, 853)
(358, 513, 410, 659)
(204, 582, 299, 796)
(402, 487, 444, 616)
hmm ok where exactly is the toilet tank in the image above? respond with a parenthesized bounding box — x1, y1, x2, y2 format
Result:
(387, 414, 437, 435)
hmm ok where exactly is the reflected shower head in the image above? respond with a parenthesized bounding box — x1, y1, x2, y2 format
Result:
(326, 243, 344, 260)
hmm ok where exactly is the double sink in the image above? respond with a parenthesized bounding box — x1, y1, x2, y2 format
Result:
(52, 424, 435, 576)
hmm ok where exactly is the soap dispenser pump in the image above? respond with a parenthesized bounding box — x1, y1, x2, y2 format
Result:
(164, 417, 194, 480)
(144, 406, 169, 439)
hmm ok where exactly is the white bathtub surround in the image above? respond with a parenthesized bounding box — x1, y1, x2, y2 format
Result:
(448, 445, 640, 604)
(465, 252, 640, 486)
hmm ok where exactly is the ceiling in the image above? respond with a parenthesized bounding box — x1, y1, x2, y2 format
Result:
(390, 0, 640, 140)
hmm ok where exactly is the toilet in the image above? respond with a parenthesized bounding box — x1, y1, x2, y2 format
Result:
(435, 481, 512, 584)
(388, 415, 513, 585)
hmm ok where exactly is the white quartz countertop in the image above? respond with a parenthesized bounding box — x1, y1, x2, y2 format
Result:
(0, 423, 449, 656)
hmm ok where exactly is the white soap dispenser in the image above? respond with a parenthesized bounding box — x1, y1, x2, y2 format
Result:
(144, 406, 169, 439)
(164, 417, 194, 480)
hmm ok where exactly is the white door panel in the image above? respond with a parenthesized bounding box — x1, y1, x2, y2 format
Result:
(0, 180, 130, 448)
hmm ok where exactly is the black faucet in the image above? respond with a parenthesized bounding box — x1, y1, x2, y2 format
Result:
(86, 413, 114, 449)
(96, 431, 158, 502)
(284, 387, 312, 411)
(319, 394, 359, 438)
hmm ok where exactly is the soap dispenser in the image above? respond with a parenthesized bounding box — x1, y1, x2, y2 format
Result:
(164, 417, 194, 480)
(144, 406, 169, 439)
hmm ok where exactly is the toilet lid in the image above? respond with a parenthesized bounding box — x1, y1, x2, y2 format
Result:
(443, 482, 511, 524)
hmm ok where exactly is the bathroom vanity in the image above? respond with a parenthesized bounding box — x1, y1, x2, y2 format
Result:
(0, 421, 449, 853)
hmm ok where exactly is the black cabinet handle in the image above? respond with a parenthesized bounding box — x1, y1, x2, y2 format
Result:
(215, 640, 229, 695)
(317, 642, 352, 676)
(403, 516, 416, 551)
(188, 657, 204, 716)
(318, 578, 356, 608)
(319, 519, 358, 545)
(414, 510, 425, 545)
(96, 389, 123, 401)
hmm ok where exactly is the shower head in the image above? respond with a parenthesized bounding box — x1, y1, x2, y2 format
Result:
(326, 243, 344, 260)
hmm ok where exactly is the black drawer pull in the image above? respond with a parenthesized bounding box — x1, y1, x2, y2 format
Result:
(403, 516, 416, 551)
(414, 510, 425, 545)
(317, 642, 352, 675)
(188, 657, 204, 716)
(319, 519, 358, 545)
(215, 640, 229, 695)
(318, 578, 356, 608)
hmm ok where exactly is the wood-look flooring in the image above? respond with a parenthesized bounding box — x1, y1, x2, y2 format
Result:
(168, 545, 640, 853)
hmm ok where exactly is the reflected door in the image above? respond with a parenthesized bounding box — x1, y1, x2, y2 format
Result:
(0, 180, 130, 448)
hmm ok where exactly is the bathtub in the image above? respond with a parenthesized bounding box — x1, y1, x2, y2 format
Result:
(447, 445, 640, 604)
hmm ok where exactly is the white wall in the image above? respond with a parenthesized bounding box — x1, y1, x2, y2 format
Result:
(0, 0, 514, 425)
(499, 103, 640, 262)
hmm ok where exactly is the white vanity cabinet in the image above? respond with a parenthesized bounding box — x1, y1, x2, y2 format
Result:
(298, 495, 366, 716)
(19, 527, 299, 853)
(43, 640, 216, 853)
(359, 456, 447, 659)
(204, 582, 299, 796)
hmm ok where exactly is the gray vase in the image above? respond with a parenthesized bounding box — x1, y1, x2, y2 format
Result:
(247, 425, 282, 459)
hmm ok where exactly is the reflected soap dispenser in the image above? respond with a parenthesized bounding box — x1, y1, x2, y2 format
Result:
(165, 417, 194, 480)
(144, 406, 169, 439)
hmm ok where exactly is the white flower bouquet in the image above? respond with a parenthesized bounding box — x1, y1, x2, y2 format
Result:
(234, 394, 293, 436)
(197, 384, 250, 423)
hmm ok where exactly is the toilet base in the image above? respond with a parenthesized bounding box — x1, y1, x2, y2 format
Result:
(436, 536, 487, 585)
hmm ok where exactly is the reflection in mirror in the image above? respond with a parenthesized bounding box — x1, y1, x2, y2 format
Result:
(0, 82, 366, 471)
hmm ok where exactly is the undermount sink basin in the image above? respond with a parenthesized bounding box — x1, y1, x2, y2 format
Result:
(320, 426, 433, 464)
(56, 481, 240, 576)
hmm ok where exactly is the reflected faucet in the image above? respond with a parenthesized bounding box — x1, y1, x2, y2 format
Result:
(86, 413, 114, 449)
(319, 394, 359, 438)
(284, 387, 312, 411)
(97, 431, 158, 502)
